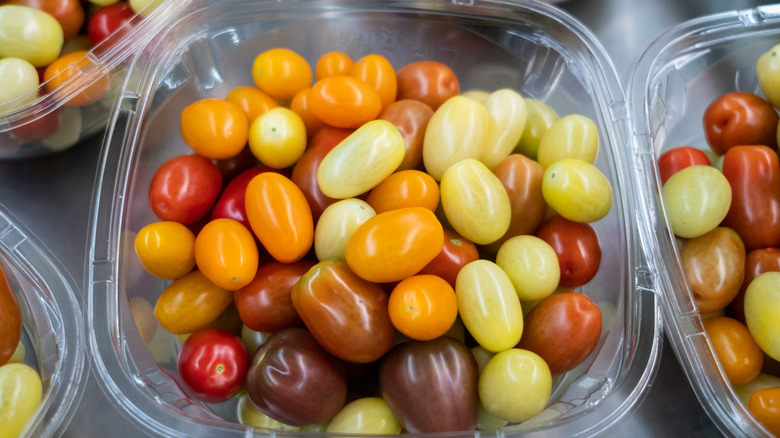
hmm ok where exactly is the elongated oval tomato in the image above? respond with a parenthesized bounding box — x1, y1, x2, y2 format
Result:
(309, 75, 382, 128)
(317, 120, 405, 199)
(542, 158, 612, 224)
(315, 198, 376, 261)
(366, 169, 440, 213)
(195, 218, 259, 291)
(721, 145, 780, 252)
(345, 207, 444, 284)
(211, 166, 274, 231)
(480, 89, 526, 170)
(154, 270, 234, 334)
(349, 54, 397, 108)
(0, 265, 21, 366)
(245, 172, 313, 263)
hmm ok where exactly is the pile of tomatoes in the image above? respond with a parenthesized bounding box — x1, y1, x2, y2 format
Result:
(658, 43, 780, 436)
(135, 47, 613, 433)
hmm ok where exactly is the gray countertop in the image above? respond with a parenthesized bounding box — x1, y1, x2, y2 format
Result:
(3, 0, 771, 436)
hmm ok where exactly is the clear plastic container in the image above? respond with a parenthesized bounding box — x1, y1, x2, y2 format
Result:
(0, 204, 87, 436)
(628, 4, 780, 437)
(0, 0, 185, 159)
(87, 0, 662, 436)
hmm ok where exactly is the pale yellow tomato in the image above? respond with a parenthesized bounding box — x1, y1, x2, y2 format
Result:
(478, 348, 551, 423)
(757, 43, 780, 109)
(480, 89, 526, 170)
(0, 58, 38, 115)
(249, 107, 307, 169)
(456, 260, 523, 352)
(496, 235, 560, 301)
(542, 158, 612, 224)
(135, 221, 196, 280)
(326, 397, 402, 434)
(237, 394, 300, 430)
(661, 165, 732, 239)
(536, 114, 599, 169)
(744, 271, 780, 361)
(0, 5, 63, 67)
(0, 362, 42, 438)
(314, 198, 376, 261)
(515, 99, 559, 160)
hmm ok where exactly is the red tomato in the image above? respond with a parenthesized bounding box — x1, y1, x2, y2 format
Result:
(214, 146, 260, 183)
(702, 316, 763, 385)
(703, 91, 779, 155)
(721, 145, 780, 251)
(379, 100, 434, 171)
(0, 264, 21, 366)
(149, 155, 223, 225)
(290, 126, 353, 221)
(211, 166, 275, 230)
(517, 291, 602, 376)
(535, 215, 602, 288)
(234, 260, 314, 332)
(87, 2, 136, 46)
(657, 146, 711, 185)
(396, 61, 459, 110)
(418, 228, 479, 288)
(177, 328, 249, 403)
(728, 248, 780, 324)
(8, 105, 61, 142)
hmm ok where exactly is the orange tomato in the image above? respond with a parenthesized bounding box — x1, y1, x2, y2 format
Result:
(315, 51, 354, 80)
(703, 316, 764, 385)
(154, 270, 234, 334)
(748, 387, 780, 436)
(43, 49, 109, 106)
(349, 54, 397, 108)
(135, 221, 196, 280)
(180, 98, 249, 160)
(225, 86, 279, 123)
(345, 207, 444, 283)
(366, 169, 440, 213)
(290, 87, 327, 137)
(245, 172, 314, 263)
(388, 274, 458, 341)
(252, 48, 313, 100)
(309, 75, 382, 129)
(195, 218, 259, 291)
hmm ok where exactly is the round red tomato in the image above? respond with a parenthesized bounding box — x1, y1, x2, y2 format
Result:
(177, 328, 249, 403)
(418, 228, 479, 288)
(703, 91, 779, 155)
(535, 215, 602, 288)
(657, 146, 711, 185)
(149, 154, 223, 225)
(516, 291, 602, 376)
(87, 2, 136, 46)
(395, 61, 459, 110)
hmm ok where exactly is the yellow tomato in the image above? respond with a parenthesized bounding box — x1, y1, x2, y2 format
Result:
(180, 98, 249, 160)
(349, 54, 397, 108)
(480, 89, 526, 170)
(326, 397, 402, 435)
(154, 270, 234, 334)
(744, 271, 780, 361)
(195, 218, 259, 291)
(225, 85, 279, 123)
(252, 48, 312, 100)
(478, 348, 551, 422)
(515, 99, 558, 160)
(542, 158, 612, 224)
(248, 107, 307, 169)
(134, 221, 196, 280)
(496, 235, 560, 302)
(661, 164, 732, 238)
(0, 362, 42, 438)
(536, 114, 599, 169)
(0, 5, 63, 67)
(314, 198, 376, 261)
(315, 51, 354, 80)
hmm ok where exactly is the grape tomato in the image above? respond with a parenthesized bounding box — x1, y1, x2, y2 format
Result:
(0, 5, 64, 67)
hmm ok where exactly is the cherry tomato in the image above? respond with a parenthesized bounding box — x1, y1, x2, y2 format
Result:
(748, 387, 780, 436)
(154, 270, 234, 334)
(195, 218, 259, 291)
(703, 91, 778, 155)
(245, 172, 313, 263)
(366, 169, 439, 213)
(290, 126, 352, 221)
(234, 260, 314, 332)
(728, 248, 780, 324)
(388, 274, 458, 341)
(0, 362, 42, 437)
(480, 89, 527, 170)
(345, 207, 444, 284)
(349, 54, 397, 108)
(721, 145, 780, 251)
(661, 164, 731, 239)
(214, 145, 260, 183)
(43, 49, 110, 106)
(536, 114, 599, 170)
(290, 87, 327, 137)
(378, 99, 434, 171)
(134, 220, 196, 280)
(478, 349, 551, 422)
(225, 85, 279, 123)
(177, 328, 248, 403)
(0, 5, 63, 67)
(309, 75, 383, 128)
(248, 107, 307, 169)
(702, 316, 763, 385)
(326, 397, 402, 435)
(314, 198, 376, 261)
(211, 166, 274, 231)
(535, 215, 601, 288)
(418, 228, 479, 288)
(657, 146, 711, 185)
(542, 158, 612, 224)
(0, 265, 21, 366)
(181, 98, 249, 160)
(744, 272, 780, 361)
(315, 51, 354, 80)
(9, 0, 84, 40)
(148, 154, 223, 225)
(423, 95, 488, 181)
(88, 1, 135, 46)
(252, 48, 312, 100)
(496, 235, 560, 302)
(395, 60, 459, 110)
(757, 43, 780, 109)
(515, 99, 558, 161)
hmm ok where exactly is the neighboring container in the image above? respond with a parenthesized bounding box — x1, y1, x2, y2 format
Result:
(628, 4, 780, 437)
(0, 204, 87, 436)
(0, 0, 184, 159)
(87, 0, 662, 437)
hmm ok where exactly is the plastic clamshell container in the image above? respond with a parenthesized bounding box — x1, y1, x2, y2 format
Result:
(628, 4, 780, 437)
(0, 0, 185, 159)
(0, 205, 86, 437)
(88, 1, 662, 437)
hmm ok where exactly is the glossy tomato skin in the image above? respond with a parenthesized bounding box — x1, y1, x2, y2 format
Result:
(234, 260, 314, 333)
(177, 328, 249, 403)
(291, 260, 395, 363)
(703, 91, 779, 155)
(418, 228, 479, 288)
(728, 248, 780, 323)
(0, 265, 21, 366)
(87, 1, 135, 46)
(149, 155, 223, 225)
(246, 327, 348, 426)
(396, 60, 459, 110)
(748, 387, 780, 436)
(535, 215, 601, 288)
(9, 0, 84, 40)
(379, 336, 479, 433)
(309, 75, 382, 128)
(721, 145, 780, 251)
(657, 146, 711, 185)
(194, 218, 259, 291)
(211, 166, 275, 230)
(703, 316, 764, 385)
(517, 291, 602, 376)
(379, 99, 434, 171)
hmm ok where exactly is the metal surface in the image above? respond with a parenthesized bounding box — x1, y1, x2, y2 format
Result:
(0, 0, 771, 435)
